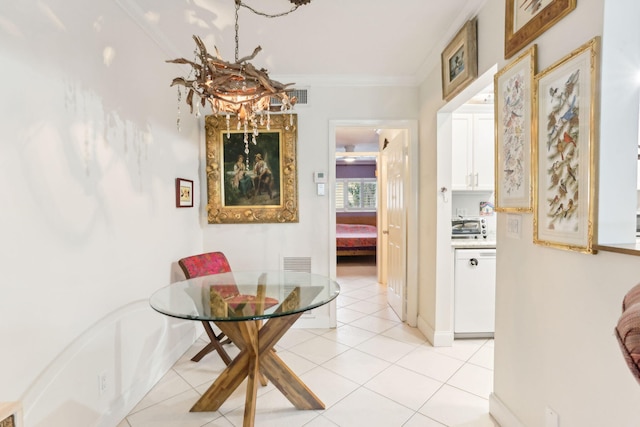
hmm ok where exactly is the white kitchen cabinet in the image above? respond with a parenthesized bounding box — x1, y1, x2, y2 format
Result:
(451, 112, 495, 191)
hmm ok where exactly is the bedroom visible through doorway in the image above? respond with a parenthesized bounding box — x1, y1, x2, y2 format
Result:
(335, 128, 379, 269)
(330, 119, 419, 327)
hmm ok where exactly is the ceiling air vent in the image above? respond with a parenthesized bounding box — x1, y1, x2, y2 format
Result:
(271, 88, 309, 107)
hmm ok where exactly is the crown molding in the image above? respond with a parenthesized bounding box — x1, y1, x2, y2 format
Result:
(271, 74, 420, 88)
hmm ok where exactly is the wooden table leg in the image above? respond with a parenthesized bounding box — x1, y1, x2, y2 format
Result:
(254, 280, 269, 387)
(190, 321, 259, 415)
(260, 350, 324, 409)
(256, 314, 325, 409)
(239, 319, 259, 427)
(190, 344, 251, 412)
(189, 312, 325, 426)
(256, 321, 269, 387)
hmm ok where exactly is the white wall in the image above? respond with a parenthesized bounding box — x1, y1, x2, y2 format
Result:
(418, 0, 499, 347)
(8, 0, 640, 425)
(201, 85, 419, 327)
(0, 3, 420, 425)
(201, 84, 418, 273)
(0, 1, 203, 425)
(419, 0, 640, 426)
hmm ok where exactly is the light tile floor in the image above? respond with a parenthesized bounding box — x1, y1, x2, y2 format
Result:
(118, 259, 498, 427)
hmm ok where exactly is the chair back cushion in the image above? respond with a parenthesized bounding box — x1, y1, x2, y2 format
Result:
(178, 252, 232, 279)
(616, 283, 640, 385)
(178, 252, 239, 298)
(177, 252, 279, 310)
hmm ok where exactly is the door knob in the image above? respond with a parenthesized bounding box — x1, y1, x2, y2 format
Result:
(469, 258, 478, 266)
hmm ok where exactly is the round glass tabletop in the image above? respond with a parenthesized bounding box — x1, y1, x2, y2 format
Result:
(150, 270, 340, 322)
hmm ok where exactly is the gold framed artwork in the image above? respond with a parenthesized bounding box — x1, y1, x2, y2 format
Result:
(533, 37, 600, 254)
(494, 45, 536, 212)
(504, 0, 576, 59)
(205, 114, 299, 224)
(176, 178, 194, 208)
(441, 18, 478, 101)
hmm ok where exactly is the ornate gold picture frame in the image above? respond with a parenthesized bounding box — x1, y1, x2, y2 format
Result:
(441, 18, 478, 101)
(205, 114, 298, 224)
(533, 37, 600, 254)
(494, 45, 536, 212)
(505, 0, 576, 59)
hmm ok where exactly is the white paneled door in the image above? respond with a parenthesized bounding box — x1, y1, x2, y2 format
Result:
(382, 134, 407, 321)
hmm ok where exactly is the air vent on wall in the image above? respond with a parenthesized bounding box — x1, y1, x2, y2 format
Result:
(271, 88, 309, 107)
(282, 256, 314, 317)
(282, 256, 311, 273)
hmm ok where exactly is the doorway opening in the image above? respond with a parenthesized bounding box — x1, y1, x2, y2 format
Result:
(335, 128, 379, 271)
(329, 120, 419, 326)
(434, 64, 497, 347)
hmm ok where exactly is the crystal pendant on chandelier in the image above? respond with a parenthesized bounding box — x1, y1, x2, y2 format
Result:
(167, 0, 310, 139)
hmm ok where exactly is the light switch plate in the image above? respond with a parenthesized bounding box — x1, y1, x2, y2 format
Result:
(506, 214, 522, 239)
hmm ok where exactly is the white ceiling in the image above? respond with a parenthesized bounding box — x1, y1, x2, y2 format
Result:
(2, 0, 487, 155)
(335, 128, 380, 152)
(118, 0, 483, 84)
(121, 0, 483, 155)
(113, 0, 486, 155)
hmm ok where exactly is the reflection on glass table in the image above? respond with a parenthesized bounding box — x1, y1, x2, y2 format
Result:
(150, 271, 340, 427)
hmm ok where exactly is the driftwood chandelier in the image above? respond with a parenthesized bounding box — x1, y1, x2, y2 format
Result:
(167, 0, 312, 143)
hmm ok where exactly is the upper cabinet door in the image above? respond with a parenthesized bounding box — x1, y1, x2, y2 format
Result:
(452, 114, 473, 190)
(451, 112, 495, 191)
(473, 113, 495, 191)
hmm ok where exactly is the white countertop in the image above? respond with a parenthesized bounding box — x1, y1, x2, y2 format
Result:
(451, 239, 497, 249)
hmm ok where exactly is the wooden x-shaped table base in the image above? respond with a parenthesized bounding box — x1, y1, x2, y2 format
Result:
(190, 311, 324, 427)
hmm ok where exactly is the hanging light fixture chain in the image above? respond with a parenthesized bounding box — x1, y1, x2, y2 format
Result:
(234, 0, 301, 63)
(234, 1, 240, 62)
(238, 1, 300, 19)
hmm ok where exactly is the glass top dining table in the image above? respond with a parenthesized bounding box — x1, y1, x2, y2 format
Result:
(149, 270, 340, 322)
(149, 270, 340, 427)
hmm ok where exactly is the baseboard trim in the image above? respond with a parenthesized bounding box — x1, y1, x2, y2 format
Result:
(416, 316, 454, 347)
(489, 393, 526, 427)
(416, 315, 434, 344)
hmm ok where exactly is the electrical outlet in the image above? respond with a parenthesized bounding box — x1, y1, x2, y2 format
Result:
(545, 406, 559, 427)
(98, 372, 108, 395)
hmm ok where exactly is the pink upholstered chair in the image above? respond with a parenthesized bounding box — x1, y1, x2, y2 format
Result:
(178, 251, 278, 364)
(178, 252, 235, 364)
(616, 283, 640, 384)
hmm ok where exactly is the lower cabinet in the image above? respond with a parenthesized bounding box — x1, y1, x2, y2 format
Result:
(454, 248, 496, 337)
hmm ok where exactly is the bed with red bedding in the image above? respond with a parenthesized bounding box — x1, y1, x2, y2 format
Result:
(336, 215, 377, 256)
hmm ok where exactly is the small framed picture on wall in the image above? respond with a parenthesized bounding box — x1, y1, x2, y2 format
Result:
(441, 18, 478, 101)
(176, 178, 194, 208)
